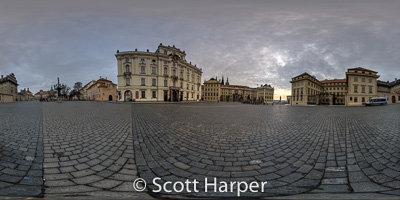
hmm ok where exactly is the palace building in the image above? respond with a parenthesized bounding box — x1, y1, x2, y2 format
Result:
(289, 67, 399, 106)
(0, 73, 18, 103)
(203, 77, 274, 103)
(115, 44, 202, 102)
(87, 78, 117, 101)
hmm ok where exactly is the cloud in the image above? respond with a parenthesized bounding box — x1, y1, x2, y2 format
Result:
(0, 0, 399, 100)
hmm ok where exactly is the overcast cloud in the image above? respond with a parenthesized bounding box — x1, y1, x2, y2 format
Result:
(0, 0, 399, 99)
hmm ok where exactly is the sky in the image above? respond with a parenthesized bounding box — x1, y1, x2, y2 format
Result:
(0, 0, 399, 100)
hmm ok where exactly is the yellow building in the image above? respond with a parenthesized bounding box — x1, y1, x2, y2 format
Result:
(346, 67, 379, 106)
(290, 72, 323, 105)
(115, 44, 202, 102)
(290, 67, 398, 106)
(203, 78, 221, 102)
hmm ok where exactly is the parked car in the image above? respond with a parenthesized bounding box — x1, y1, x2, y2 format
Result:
(365, 97, 387, 106)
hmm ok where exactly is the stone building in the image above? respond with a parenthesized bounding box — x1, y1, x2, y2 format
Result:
(80, 80, 96, 100)
(203, 77, 272, 103)
(289, 67, 398, 106)
(17, 88, 34, 101)
(115, 44, 202, 102)
(0, 73, 18, 103)
(377, 79, 400, 104)
(256, 84, 274, 104)
(87, 78, 117, 101)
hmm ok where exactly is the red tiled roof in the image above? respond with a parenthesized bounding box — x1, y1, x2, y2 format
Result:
(348, 67, 377, 73)
(320, 79, 346, 84)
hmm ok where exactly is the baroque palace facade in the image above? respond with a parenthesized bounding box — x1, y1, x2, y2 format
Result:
(115, 44, 202, 102)
(289, 67, 400, 106)
(203, 77, 274, 103)
(0, 73, 18, 103)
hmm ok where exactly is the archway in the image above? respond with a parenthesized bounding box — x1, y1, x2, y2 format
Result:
(124, 90, 132, 102)
(108, 95, 113, 101)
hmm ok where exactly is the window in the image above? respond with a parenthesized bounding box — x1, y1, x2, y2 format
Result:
(152, 91, 156, 98)
(361, 86, 365, 93)
(354, 77, 358, 82)
(192, 85, 193, 90)
(180, 71, 183, 79)
(369, 86, 372, 93)
(164, 51, 167, 55)
(152, 67, 156, 74)
(141, 91, 146, 98)
(141, 66, 146, 74)
(152, 79, 156, 86)
(369, 79, 372, 83)
(164, 67, 168, 76)
(164, 80, 168, 87)
(125, 65, 130, 72)
(141, 78, 145, 86)
(350, 97, 353, 101)
(152, 59, 156, 63)
(354, 85, 358, 93)
(180, 82, 183, 88)
(141, 58, 145, 62)
(173, 81, 176, 87)
(362, 97, 365, 102)
(361, 78, 365, 82)
(126, 78, 130, 86)
(354, 97, 358, 102)
(173, 69, 176, 76)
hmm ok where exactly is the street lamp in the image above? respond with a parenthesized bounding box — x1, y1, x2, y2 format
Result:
(54, 77, 62, 101)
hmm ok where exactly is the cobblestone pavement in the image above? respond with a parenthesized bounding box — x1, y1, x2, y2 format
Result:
(133, 103, 400, 198)
(1, 101, 399, 199)
(0, 102, 43, 196)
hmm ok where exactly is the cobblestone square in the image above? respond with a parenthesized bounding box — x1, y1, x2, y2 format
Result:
(0, 101, 399, 199)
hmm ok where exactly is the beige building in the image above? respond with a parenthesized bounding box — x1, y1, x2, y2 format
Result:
(256, 84, 274, 104)
(87, 78, 117, 101)
(80, 80, 96, 100)
(345, 67, 379, 106)
(203, 78, 221, 101)
(0, 73, 18, 103)
(115, 44, 202, 102)
(203, 77, 273, 103)
(290, 67, 398, 106)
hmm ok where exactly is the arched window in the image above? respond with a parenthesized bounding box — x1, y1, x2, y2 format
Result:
(164, 67, 168, 76)
(126, 65, 129, 72)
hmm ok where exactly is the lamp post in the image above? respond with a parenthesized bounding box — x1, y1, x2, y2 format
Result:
(54, 77, 62, 102)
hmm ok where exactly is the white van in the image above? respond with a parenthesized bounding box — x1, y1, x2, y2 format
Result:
(365, 97, 387, 106)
